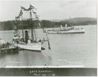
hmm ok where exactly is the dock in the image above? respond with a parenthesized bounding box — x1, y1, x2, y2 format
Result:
(0, 47, 18, 54)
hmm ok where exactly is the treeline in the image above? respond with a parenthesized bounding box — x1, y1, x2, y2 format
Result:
(0, 19, 41, 30)
(41, 17, 97, 28)
(0, 21, 14, 30)
(0, 17, 97, 30)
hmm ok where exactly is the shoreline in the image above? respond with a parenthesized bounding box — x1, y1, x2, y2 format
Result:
(0, 24, 97, 31)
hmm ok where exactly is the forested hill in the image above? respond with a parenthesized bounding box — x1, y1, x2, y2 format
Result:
(0, 17, 97, 30)
(41, 17, 97, 28)
(60, 17, 97, 25)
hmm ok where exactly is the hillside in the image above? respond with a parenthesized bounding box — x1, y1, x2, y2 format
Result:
(61, 17, 97, 25)
(41, 17, 97, 28)
(0, 17, 97, 30)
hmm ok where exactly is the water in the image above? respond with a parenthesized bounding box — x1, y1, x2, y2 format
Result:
(0, 25, 97, 67)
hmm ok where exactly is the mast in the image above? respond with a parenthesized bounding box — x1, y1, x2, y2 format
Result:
(30, 9, 34, 42)
(29, 5, 37, 42)
(21, 14, 25, 41)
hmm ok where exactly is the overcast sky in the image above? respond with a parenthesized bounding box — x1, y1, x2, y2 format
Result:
(0, 0, 97, 21)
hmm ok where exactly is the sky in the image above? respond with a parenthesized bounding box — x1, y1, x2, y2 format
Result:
(0, 0, 97, 21)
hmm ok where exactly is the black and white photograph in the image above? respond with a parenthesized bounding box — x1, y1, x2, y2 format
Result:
(0, 0, 97, 76)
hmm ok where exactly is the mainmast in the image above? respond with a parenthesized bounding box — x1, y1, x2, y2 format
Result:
(29, 5, 38, 42)
(29, 8, 34, 42)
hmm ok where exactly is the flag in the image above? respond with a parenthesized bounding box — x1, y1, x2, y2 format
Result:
(21, 5, 36, 11)
(15, 16, 20, 19)
(15, 10, 23, 19)
(35, 15, 39, 20)
(19, 10, 23, 17)
(33, 11, 37, 14)
(21, 6, 30, 11)
(29, 4, 35, 10)
(21, 6, 28, 11)
(38, 23, 41, 27)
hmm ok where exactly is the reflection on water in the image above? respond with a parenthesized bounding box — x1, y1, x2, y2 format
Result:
(0, 25, 97, 67)
(0, 47, 53, 67)
(0, 50, 52, 67)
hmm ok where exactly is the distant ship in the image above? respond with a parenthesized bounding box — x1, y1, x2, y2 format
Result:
(47, 24, 85, 34)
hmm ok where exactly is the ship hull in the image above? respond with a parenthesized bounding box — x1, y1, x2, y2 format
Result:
(14, 42, 42, 51)
(47, 29, 85, 34)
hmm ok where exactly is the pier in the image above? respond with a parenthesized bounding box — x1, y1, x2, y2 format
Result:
(0, 47, 18, 54)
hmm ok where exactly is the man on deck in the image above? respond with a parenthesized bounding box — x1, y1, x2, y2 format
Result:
(25, 30, 29, 44)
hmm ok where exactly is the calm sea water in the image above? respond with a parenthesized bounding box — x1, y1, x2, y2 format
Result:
(0, 25, 97, 67)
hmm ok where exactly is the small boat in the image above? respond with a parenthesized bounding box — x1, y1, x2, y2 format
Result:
(0, 39, 18, 54)
(0, 39, 10, 48)
(47, 24, 85, 34)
